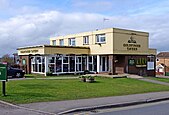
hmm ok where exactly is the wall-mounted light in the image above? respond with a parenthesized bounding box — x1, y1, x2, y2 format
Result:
(98, 43, 101, 46)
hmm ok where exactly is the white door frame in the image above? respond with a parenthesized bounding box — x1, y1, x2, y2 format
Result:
(100, 56, 108, 72)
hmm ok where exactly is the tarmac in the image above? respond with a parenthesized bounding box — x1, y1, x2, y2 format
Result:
(18, 91, 169, 114)
(1, 75, 169, 115)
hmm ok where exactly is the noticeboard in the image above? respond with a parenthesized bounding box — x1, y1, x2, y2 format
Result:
(128, 59, 135, 66)
(0, 64, 7, 81)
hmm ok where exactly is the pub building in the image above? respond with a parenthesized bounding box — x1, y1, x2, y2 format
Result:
(17, 28, 156, 76)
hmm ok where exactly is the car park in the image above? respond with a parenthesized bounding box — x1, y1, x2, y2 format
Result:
(7, 67, 25, 78)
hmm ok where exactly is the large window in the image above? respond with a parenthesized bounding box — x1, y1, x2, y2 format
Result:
(88, 56, 97, 72)
(48, 57, 55, 73)
(96, 34, 106, 43)
(76, 56, 82, 71)
(63, 56, 69, 72)
(83, 36, 89, 45)
(68, 38, 76, 46)
(52, 40, 56, 45)
(147, 55, 155, 70)
(56, 56, 62, 72)
(59, 39, 64, 46)
(31, 56, 45, 73)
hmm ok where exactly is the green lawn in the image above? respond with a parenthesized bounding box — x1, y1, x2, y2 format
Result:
(1, 77, 169, 104)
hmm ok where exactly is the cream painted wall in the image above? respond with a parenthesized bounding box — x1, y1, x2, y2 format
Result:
(48, 28, 156, 55)
(44, 47, 89, 55)
(113, 31, 149, 54)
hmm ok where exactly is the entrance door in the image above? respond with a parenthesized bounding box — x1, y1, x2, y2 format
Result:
(100, 56, 108, 72)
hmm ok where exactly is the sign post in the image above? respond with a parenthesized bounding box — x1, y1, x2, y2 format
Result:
(0, 63, 7, 96)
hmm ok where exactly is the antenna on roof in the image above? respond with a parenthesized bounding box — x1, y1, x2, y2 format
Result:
(103, 18, 109, 29)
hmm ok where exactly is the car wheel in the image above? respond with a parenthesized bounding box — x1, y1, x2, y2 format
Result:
(16, 73, 21, 78)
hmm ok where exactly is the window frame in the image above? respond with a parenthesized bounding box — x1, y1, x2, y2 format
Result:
(59, 39, 64, 46)
(83, 36, 89, 45)
(96, 34, 106, 43)
(68, 38, 76, 46)
(52, 40, 56, 45)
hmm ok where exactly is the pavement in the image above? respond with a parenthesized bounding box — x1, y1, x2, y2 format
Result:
(87, 73, 143, 79)
(1, 75, 169, 115)
(3, 91, 165, 114)
(139, 78, 169, 86)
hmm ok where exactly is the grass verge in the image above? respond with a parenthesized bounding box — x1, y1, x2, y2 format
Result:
(1, 77, 169, 104)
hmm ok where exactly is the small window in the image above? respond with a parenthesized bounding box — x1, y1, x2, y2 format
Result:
(68, 38, 76, 46)
(59, 39, 64, 46)
(52, 40, 56, 45)
(83, 36, 89, 45)
(96, 34, 106, 43)
(147, 56, 154, 62)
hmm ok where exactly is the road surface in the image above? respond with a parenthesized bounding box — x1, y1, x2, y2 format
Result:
(76, 100, 169, 115)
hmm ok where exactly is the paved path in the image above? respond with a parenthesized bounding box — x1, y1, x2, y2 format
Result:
(8, 77, 78, 81)
(19, 91, 169, 114)
(156, 75, 169, 79)
(139, 78, 169, 86)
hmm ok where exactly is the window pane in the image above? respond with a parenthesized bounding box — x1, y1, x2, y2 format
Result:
(48, 64, 54, 72)
(52, 40, 56, 45)
(69, 38, 76, 46)
(56, 57, 62, 72)
(89, 56, 92, 63)
(83, 36, 89, 44)
(96, 34, 105, 43)
(49, 57, 55, 63)
(60, 39, 64, 46)
(63, 64, 69, 72)
(63, 57, 68, 63)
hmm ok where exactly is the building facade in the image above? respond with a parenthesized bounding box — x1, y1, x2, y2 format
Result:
(17, 28, 156, 76)
(156, 52, 169, 75)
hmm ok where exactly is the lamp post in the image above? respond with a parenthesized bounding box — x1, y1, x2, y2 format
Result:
(164, 57, 166, 76)
(164, 54, 166, 76)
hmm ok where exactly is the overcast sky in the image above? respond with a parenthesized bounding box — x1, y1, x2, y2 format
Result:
(0, 0, 169, 56)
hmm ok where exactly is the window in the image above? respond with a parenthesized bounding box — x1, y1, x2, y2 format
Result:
(96, 34, 106, 43)
(83, 36, 89, 45)
(52, 40, 56, 45)
(147, 56, 155, 62)
(147, 56, 155, 70)
(76, 56, 82, 71)
(31, 56, 44, 73)
(68, 38, 76, 46)
(59, 39, 64, 46)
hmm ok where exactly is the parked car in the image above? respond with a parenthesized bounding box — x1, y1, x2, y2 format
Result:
(7, 67, 25, 78)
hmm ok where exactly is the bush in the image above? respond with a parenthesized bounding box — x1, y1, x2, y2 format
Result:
(46, 72, 53, 76)
(79, 75, 95, 83)
(84, 70, 90, 74)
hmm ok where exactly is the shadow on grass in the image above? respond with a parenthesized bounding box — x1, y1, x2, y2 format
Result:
(78, 81, 101, 83)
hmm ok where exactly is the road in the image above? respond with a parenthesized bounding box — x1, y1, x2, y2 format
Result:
(0, 101, 50, 115)
(76, 100, 169, 115)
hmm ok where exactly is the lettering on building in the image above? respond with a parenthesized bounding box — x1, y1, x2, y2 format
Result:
(20, 50, 39, 54)
(123, 36, 141, 51)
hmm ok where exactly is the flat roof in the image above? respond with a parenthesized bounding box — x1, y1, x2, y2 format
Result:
(17, 45, 90, 50)
(50, 27, 149, 40)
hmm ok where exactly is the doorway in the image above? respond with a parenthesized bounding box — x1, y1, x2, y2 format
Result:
(100, 56, 108, 72)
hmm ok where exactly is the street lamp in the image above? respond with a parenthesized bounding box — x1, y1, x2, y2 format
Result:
(163, 53, 166, 76)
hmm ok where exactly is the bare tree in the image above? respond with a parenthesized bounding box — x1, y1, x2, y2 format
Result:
(0, 54, 14, 65)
